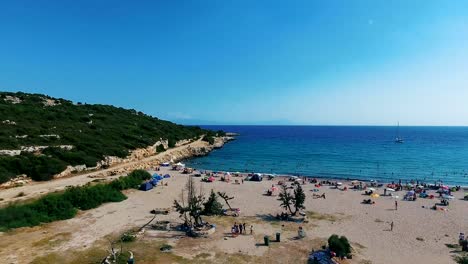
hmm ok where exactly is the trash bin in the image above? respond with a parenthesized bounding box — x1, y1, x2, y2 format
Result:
(276, 232, 281, 242)
(264, 235, 270, 246)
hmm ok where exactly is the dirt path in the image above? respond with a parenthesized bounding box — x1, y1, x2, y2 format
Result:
(0, 138, 208, 205)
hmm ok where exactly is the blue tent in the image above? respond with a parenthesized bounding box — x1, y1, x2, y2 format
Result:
(308, 250, 334, 264)
(153, 174, 163, 180)
(151, 178, 159, 186)
(140, 182, 153, 191)
(163, 174, 171, 178)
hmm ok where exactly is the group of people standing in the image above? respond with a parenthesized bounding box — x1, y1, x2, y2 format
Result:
(231, 222, 252, 236)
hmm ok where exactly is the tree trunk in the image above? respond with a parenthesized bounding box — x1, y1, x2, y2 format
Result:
(225, 200, 232, 210)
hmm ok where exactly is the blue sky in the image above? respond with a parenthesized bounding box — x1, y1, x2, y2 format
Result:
(1, 1, 468, 125)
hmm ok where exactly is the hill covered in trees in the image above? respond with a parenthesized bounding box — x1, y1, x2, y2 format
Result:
(0, 92, 220, 183)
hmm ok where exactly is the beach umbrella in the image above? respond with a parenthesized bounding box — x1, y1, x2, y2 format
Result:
(337, 182, 343, 186)
(368, 188, 376, 191)
(370, 193, 380, 198)
(441, 185, 449, 190)
(271, 186, 278, 192)
(386, 188, 396, 192)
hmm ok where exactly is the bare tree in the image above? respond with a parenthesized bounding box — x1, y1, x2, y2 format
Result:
(217, 191, 234, 210)
(174, 176, 205, 227)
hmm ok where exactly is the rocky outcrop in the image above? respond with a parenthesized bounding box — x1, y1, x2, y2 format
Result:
(2, 120, 16, 125)
(0, 175, 31, 188)
(0, 150, 21, 156)
(213, 136, 235, 149)
(4, 95, 22, 104)
(0, 145, 74, 156)
(55, 165, 88, 178)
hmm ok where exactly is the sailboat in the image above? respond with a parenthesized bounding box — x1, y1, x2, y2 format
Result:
(395, 122, 404, 143)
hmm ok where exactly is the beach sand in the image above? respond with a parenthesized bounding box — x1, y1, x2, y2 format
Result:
(0, 167, 467, 263)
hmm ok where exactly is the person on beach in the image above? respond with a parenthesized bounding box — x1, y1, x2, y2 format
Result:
(243, 223, 246, 233)
(239, 223, 243, 234)
(390, 221, 394, 231)
(395, 201, 398, 210)
(250, 225, 253, 235)
(241, 178, 244, 184)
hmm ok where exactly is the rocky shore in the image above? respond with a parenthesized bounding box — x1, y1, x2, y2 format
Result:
(0, 136, 235, 189)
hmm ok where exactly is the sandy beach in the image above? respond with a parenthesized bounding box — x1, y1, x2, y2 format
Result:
(0, 165, 466, 264)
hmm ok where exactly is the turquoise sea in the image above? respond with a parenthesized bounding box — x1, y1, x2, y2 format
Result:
(184, 126, 468, 186)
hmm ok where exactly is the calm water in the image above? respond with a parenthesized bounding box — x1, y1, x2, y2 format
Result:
(184, 126, 468, 186)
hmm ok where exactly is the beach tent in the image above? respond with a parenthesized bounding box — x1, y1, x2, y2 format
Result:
(250, 173, 263, 182)
(151, 178, 159, 186)
(163, 174, 171, 178)
(308, 250, 335, 264)
(140, 182, 153, 191)
(153, 174, 163, 180)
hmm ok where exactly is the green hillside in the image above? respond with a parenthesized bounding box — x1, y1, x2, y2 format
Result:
(0, 92, 217, 183)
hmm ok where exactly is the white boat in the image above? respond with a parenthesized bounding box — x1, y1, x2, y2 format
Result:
(395, 122, 404, 143)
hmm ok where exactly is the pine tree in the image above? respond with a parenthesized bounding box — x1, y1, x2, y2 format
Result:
(278, 183, 306, 216)
(278, 184, 294, 215)
(203, 189, 223, 215)
(292, 183, 306, 215)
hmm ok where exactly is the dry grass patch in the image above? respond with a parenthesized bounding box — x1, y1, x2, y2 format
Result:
(305, 211, 341, 222)
(32, 232, 72, 248)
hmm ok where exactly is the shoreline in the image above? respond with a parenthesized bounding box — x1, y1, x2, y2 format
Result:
(181, 166, 468, 189)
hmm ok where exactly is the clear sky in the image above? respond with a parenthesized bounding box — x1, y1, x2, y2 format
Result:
(1, 1, 468, 125)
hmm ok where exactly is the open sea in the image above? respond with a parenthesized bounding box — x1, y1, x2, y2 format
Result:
(184, 126, 468, 186)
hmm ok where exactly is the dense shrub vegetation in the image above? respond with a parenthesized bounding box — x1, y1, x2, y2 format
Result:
(109, 170, 152, 190)
(0, 153, 67, 182)
(0, 170, 151, 231)
(0, 92, 215, 183)
(328, 234, 352, 257)
(455, 255, 468, 264)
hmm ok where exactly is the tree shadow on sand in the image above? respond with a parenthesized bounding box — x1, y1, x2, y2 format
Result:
(255, 214, 279, 222)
